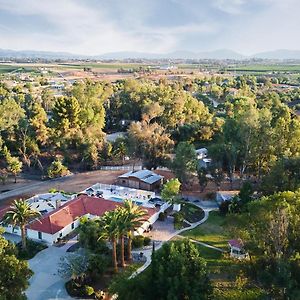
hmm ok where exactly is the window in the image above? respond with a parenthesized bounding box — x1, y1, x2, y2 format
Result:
(38, 231, 42, 240)
(71, 223, 75, 229)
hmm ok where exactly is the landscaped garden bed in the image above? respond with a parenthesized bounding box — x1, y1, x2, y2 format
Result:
(180, 202, 205, 223)
(17, 239, 48, 260)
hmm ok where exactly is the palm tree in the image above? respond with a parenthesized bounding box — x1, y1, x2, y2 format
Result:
(122, 200, 148, 262)
(116, 207, 130, 268)
(3, 199, 41, 250)
(99, 210, 120, 273)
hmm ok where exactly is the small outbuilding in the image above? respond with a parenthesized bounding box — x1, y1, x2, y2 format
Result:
(117, 169, 163, 191)
(228, 239, 248, 259)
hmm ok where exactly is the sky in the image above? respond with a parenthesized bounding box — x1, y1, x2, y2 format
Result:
(0, 0, 299, 55)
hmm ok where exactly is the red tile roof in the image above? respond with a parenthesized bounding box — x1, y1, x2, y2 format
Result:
(28, 195, 157, 234)
(228, 239, 243, 249)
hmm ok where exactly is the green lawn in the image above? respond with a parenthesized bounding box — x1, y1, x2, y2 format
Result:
(181, 211, 229, 249)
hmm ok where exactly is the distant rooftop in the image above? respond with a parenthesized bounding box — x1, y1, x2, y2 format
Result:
(118, 169, 163, 184)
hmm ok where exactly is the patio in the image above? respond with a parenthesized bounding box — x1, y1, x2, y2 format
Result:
(82, 183, 158, 208)
(143, 216, 177, 242)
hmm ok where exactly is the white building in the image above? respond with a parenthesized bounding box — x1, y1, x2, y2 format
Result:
(0, 186, 169, 245)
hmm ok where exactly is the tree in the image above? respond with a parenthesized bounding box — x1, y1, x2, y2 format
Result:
(78, 217, 108, 253)
(0, 228, 33, 300)
(0, 98, 25, 132)
(99, 210, 120, 273)
(47, 159, 70, 178)
(197, 167, 208, 192)
(29, 102, 49, 146)
(111, 240, 212, 300)
(50, 96, 81, 145)
(6, 156, 22, 183)
(41, 88, 55, 111)
(262, 157, 300, 194)
(171, 142, 197, 186)
(237, 191, 300, 297)
(128, 121, 174, 169)
(2, 200, 41, 250)
(121, 200, 147, 262)
(161, 178, 181, 210)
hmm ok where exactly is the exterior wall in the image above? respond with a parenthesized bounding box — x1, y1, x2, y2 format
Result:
(27, 216, 84, 245)
(128, 179, 140, 189)
(27, 229, 54, 244)
(139, 182, 151, 191)
(2, 224, 21, 235)
(117, 178, 129, 187)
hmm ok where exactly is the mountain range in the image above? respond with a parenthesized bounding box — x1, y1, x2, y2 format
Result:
(1, 48, 300, 60)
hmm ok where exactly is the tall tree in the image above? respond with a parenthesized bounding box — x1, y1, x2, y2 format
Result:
(3, 200, 41, 250)
(51, 96, 81, 145)
(0, 228, 33, 300)
(99, 210, 120, 273)
(29, 102, 49, 146)
(171, 142, 197, 187)
(121, 200, 147, 262)
(128, 121, 174, 169)
(161, 178, 181, 208)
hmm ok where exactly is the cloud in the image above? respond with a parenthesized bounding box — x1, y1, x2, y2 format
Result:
(0, 0, 299, 55)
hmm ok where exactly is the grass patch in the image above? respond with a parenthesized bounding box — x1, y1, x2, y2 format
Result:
(181, 211, 229, 249)
(196, 244, 223, 260)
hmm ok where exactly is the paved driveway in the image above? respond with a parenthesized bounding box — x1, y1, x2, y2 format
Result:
(3, 233, 21, 244)
(26, 239, 77, 300)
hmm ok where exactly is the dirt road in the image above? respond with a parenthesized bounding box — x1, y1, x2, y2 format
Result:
(0, 170, 125, 208)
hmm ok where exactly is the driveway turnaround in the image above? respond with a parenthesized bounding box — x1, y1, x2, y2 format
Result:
(26, 238, 77, 300)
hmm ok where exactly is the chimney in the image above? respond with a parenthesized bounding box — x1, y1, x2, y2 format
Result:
(56, 199, 61, 209)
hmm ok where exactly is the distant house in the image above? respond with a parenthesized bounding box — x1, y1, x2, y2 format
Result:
(228, 239, 249, 259)
(195, 148, 212, 169)
(198, 158, 212, 169)
(117, 169, 164, 191)
(195, 148, 208, 160)
(216, 191, 239, 205)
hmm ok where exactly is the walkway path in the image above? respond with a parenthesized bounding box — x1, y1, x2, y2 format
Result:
(26, 237, 78, 300)
(130, 205, 216, 278)
(176, 235, 225, 252)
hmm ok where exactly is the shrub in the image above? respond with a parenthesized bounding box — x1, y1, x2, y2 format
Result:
(158, 211, 166, 221)
(47, 159, 70, 179)
(132, 235, 144, 249)
(143, 237, 151, 246)
(87, 254, 109, 279)
(17, 239, 48, 260)
(173, 212, 184, 229)
(219, 200, 230, 215)
(84, 285, 94, 296)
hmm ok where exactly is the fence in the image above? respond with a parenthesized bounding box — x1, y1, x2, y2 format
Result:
(99, 165, 170, 171)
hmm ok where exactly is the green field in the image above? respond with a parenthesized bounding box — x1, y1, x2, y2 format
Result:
(181, 211, 229, 249)
(57, 62, 149, 70)
(0, 64, 37, 74)
(226, 64, 300, 73)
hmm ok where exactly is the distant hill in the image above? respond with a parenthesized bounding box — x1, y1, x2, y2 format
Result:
(1, 48, 300, 60)
(252, 49, 300, 60)
(0, 48, 85, 59)
(95, 49, 245, 60)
